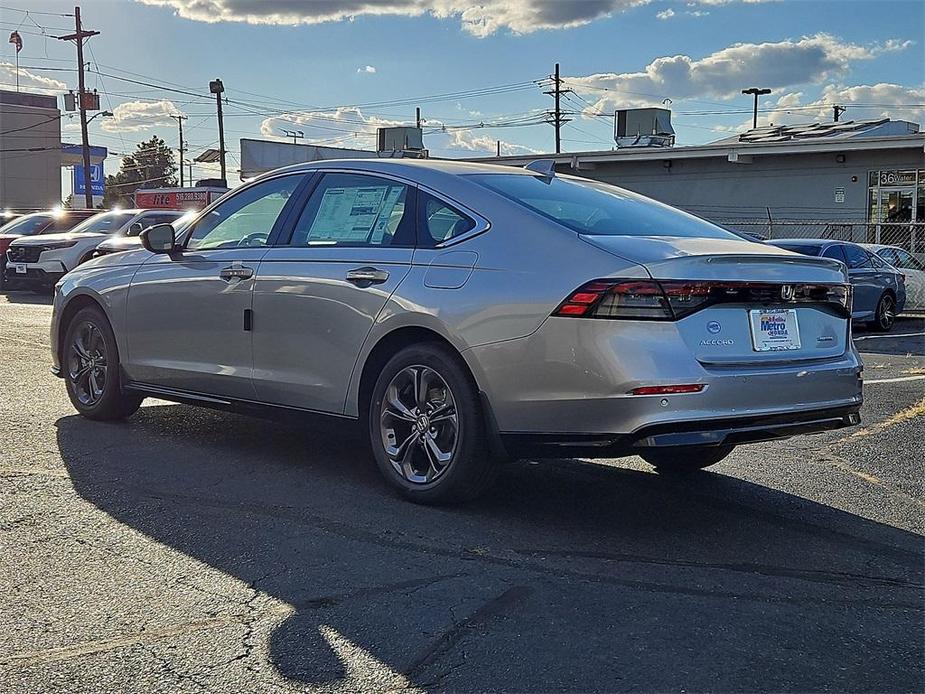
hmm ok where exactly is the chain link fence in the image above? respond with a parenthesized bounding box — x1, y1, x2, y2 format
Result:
(716, 219, 925, 258)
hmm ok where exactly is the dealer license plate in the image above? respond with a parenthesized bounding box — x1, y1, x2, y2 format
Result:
(749, 308, 801, 352)
(12, 263, 27, 274)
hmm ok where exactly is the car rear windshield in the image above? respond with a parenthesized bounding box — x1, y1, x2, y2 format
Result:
(468, 173, 735, 239)
(0, 214, 52, 236)
(773, 243, 823, 256)
(69, 211, 136, 234)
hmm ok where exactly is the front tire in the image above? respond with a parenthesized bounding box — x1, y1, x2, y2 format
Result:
(369, 343, 496, 504)
(641, 444, 735, 473)
(63, 306, 143, 420)
(868, 293, 896, 332)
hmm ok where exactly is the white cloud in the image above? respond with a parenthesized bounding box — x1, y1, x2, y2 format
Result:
(656, 8, 675, 19)
(0, 62, 67, 94)
(752, 83, 925, 129)
(357, 65, 377, 74)
(137, 0, 777, 36)
(138, 0, 657, 35)
(567, 34, 915, 113)
(101, 99, 182, 133)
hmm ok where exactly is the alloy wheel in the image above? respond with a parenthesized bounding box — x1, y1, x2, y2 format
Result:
(379, 365, 458, 484)
(67, 321, 108, 406)
(879, 295, 895, 330)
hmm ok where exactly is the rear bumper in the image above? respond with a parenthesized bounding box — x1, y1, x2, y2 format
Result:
(468, 316, 863, 437)
(501, 404, 861, 458)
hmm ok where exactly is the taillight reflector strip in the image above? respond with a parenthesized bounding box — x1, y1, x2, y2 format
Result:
(631, 384, 705, 395)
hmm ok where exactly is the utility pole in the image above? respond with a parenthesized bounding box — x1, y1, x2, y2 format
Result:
(415, 107, 422, 130)
(57, 6, 99, 209)
(209, 78, 226, 184)
(741, 87, 771, 130)
(170, 114, 187, 187)
(496, 140, 501, 157)
(187, 160, 194, 187)
(833, 104, 847, 122)
(544, 63, 571, 153)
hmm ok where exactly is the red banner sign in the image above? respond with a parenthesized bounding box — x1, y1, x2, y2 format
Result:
(134, 188, 225, 210)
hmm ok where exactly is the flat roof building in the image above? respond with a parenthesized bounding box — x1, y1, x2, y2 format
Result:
(0, 90, 62, 212)
(468, 118, 925, 255)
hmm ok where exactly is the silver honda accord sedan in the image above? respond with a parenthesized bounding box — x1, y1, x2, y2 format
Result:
(50, 159, 863, 502)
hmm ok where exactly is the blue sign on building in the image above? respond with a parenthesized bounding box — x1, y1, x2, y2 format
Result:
(74, 163, 104, 197)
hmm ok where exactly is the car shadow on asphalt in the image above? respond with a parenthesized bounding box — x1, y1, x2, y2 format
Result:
(54, 406, 924, 691)
(0, 289, 53, 305)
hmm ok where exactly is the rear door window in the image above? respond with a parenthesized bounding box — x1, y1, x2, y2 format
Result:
(894, 249, 925, 271)
(843, 244, 872, 269)
(289, 173, 415, 247)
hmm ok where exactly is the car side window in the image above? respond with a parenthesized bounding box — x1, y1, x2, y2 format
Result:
(877, 249, 899, 266)
(895, 250, 925, 271)
(842, 244, 872, 269)
(418, 192, 476, 246)
(821, 245, 847, 262)
(869, 253, 890, 269)
(129, 214, 180, 236)
(289, 173, 414, 247)
(187, 175, 303, 251)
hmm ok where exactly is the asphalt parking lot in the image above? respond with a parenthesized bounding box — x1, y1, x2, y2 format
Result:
(1, 291, 922, 693)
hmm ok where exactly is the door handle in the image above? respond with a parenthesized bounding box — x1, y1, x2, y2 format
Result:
(220, 265, 254, 281)
(346, 267, 389, 285)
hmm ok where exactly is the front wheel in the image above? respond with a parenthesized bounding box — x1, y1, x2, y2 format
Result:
(641, 444, 735, 473)
(369, 343, 496, 504)
(63, 306, 143, 420)
(868, 293, 896, 332)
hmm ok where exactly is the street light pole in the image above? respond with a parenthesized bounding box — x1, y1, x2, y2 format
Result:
(209, 79, 226, 184)
(741, 87, 771, 129)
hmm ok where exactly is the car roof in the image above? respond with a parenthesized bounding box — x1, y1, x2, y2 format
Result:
(255, 158, 541, 191)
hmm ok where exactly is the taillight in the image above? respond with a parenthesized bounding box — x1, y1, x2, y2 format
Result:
(553, 280, 672, 320)
(553, 279, 853, 320)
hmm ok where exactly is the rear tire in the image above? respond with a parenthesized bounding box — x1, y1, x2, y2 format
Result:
(868, 293, 896, 332)
(368, 343, 496, 504)
(641, 444, 735, 473)
(63, 306, 143, 420)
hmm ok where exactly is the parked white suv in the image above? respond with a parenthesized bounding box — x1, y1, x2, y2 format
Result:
(5, 209, 185, 290)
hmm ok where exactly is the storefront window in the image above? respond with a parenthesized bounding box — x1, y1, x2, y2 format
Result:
(867, 169, 922, 252)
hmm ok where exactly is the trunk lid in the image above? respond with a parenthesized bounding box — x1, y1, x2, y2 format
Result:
(582, 235, 851, 365)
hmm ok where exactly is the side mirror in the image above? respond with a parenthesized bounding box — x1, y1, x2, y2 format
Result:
(140, 224, 176, 254)
(128, 222, 144, 235)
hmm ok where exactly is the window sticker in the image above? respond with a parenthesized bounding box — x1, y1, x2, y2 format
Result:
(310, 186, 387, 242)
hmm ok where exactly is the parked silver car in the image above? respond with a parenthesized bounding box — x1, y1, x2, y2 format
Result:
(861, 243, 925, 312)
(50, 160, 862, 502)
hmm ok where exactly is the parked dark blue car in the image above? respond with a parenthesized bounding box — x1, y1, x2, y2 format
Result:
(767, 238, 906, 332)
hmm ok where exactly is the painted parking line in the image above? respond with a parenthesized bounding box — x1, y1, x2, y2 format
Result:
(864, 375, 925, 384)
(854, 331, 925, 341)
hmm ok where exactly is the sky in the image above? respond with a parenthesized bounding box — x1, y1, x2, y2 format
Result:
(1, 0, 923, 194)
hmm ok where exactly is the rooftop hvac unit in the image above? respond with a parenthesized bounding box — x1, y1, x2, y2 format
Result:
(614, 108, 675, 148)
(377, 126, 424, 153)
